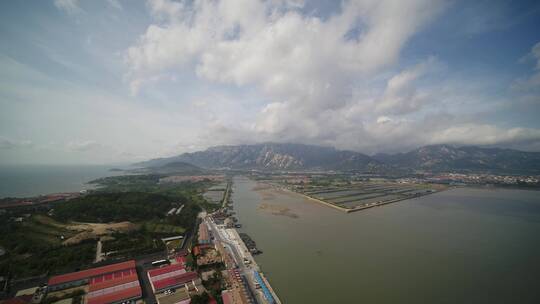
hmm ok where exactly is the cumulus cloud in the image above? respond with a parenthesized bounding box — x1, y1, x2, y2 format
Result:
(126, 0, 445, 95)
(123, 0, 540, 154)
(375, 58, 436, 114)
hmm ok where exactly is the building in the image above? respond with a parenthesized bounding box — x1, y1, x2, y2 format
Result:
(253, 271, 275, 304)
(47, 260, 142, 304)
(154, 288, 191, 304)
(198, 222, 210, 244)
(86, 267, 141, 304)
(48, 260, 137, 291)
(147, 264, 198, 293)
(221, 289, 250, 304)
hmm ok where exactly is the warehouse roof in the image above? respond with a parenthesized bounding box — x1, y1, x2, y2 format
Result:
(152, 272, 198, 291)
(86, 285, 141, 304)
(48, 260, 136, 286)
(148, 263, 185, 278)
(89, 268, 138, 291)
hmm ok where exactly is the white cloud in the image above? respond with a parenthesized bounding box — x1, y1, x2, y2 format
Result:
(122, 0, 540, 155)
(376, 116, 392, 124)
(0, 136, 33, 150)
(125, 0, 448, 141)
(375, 58, 436, 114)
(66, 140, 106, 152)
(126, 0, 446, 100)
(53, 0, 82, 15)
(429, 124, 540, 148)
(106, 0, 122, 10)
(512, 41, 540, 91)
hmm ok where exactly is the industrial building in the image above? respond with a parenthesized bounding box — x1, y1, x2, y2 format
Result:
(221, 289, 250, 304)
(147, 264, 199, 293)
(147, 263, 207, 304)
(253, 271, 275, 304)
(198, 222, 210, 244)
(46, 260, 142, 304)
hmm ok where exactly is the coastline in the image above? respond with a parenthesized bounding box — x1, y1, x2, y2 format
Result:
(253, 181, 450, 213)
(229, 228, 282, 304)
(0, 164, 121, 199)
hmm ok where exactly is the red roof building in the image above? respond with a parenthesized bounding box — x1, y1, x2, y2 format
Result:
(87, 286, 142, 304)
(148, 263, 186, 277)
(89, 268, 139, 291)
(175, 255, 187, 266)
(147, 264, 198, 292)
(46, 260, 142, 304)
(48, 260, 136, 287)
(192, 244, 214, 256)
(87, 282, 141, 304)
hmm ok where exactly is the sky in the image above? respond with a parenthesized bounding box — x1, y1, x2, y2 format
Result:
(1, 0, 540, 165)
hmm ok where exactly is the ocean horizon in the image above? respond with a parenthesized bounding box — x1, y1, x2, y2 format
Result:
(0, 164, 126, 198)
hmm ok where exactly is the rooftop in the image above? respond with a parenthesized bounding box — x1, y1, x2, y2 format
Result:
(48, 260, 136, 286)
(148, 263, 185, 278)
(86, 285, 141, 304)
(89, 268, 138, 291)
(152, 272, 198, 291)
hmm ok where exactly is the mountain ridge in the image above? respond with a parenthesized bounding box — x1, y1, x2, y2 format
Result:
(137, 143, 540, 174)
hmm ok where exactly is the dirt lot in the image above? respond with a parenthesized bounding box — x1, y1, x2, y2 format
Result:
(63, 221, 137, 245)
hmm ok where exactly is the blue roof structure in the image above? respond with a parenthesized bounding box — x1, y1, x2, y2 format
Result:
(253, 270, 275, 304)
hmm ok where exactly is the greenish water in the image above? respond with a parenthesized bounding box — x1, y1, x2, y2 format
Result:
(232, 176, 540, 303)
(0, 165, 123, 198)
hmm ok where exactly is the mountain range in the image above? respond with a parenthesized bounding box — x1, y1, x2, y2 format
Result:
(137, 143, 540, 174)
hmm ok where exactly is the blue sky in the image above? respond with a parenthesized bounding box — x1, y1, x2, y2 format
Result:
(1, 0, 540, 164)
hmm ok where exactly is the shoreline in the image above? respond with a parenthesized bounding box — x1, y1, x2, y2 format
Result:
(255, 181, 449, 213)
(229, 228, 282, 304)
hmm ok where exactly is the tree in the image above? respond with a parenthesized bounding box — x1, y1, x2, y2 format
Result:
(191, 292, 210, 304)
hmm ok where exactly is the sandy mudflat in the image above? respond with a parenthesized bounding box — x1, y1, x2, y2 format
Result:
(258, 203, 299, 218)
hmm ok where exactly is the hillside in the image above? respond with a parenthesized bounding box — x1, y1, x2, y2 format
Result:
(138, 143, 540, 174)
(373, 144, 540, 174)
(137, 143, 382, 171)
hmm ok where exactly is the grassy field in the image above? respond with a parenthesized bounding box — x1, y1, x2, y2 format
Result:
(144, 221, 186, 234)
(20, 215, 76, 245)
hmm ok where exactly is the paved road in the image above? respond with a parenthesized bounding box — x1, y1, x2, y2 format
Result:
(94, 240, 103, 263)
(135, 252, 167, 304)
(205, 217, 268, 304)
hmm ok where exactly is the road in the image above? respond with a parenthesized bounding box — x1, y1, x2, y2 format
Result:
(135, 252, 168, 304)
(205, 217, 274, 304)
(94, 240, 103, 263)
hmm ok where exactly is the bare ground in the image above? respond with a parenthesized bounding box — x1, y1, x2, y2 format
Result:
(63, 221, 137, 245)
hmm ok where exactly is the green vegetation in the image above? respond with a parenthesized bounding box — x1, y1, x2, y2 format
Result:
(54, 192, 175, 222)
(144, 221, 186, 234)
(43, 289, 84, 304)
(0, 174, 221, 278)
(202, 270, 225, 302)
(101, 231, 165, 258)
(190, 292, 210, 304)
(90, 174, 162, 192)
(0, 211, 96, 277)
